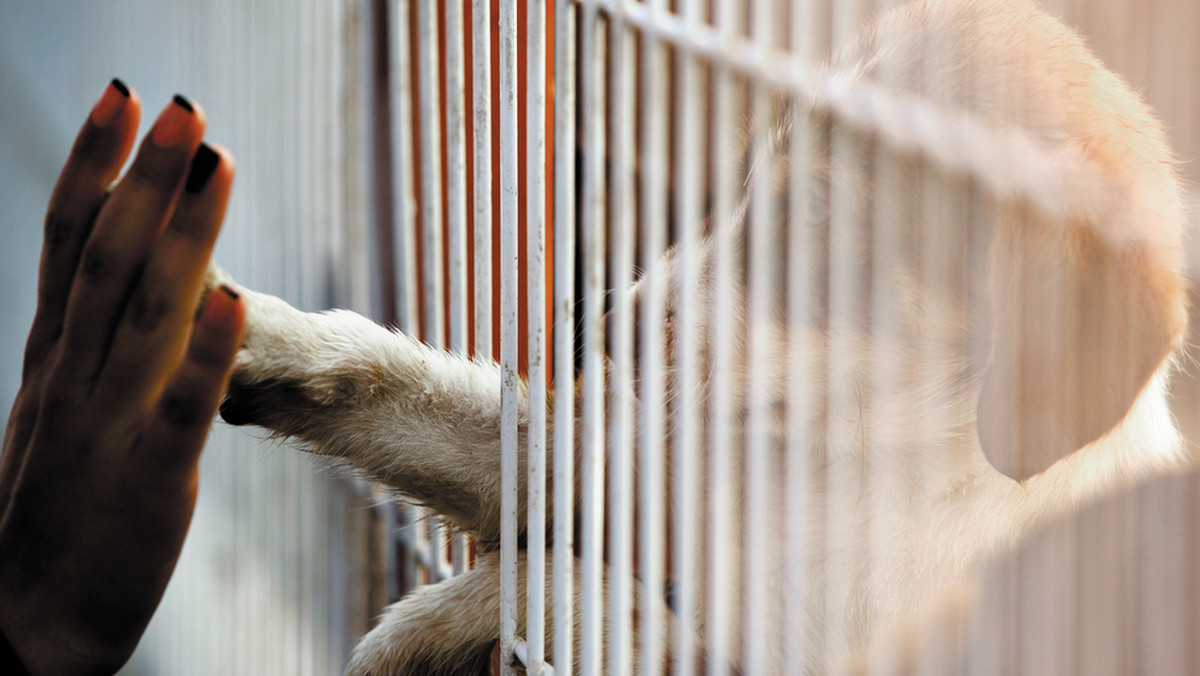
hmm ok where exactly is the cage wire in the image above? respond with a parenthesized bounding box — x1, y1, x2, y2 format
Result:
(375, 0, 1200, 675)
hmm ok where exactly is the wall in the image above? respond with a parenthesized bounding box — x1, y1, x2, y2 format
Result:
(0, 1, 381, 673)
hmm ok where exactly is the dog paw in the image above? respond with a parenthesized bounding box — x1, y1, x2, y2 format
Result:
(200, 263, 339, 429)
(344, 561, 501, 676)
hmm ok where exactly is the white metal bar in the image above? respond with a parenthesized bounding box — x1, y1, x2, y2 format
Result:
(299, 5, 319, 671)
(473, 0, 493, 363)
(739, 0, 787, 672)
(912, 22, 969, 675)
(638, 0, 670, 674)
(470, 2, 497, 626)
(391, 0, 419, 336)
(672, 0, 705, 667)
(862, 3, 910, 673)
(515, 638, 558, 676)
(388, 0, 425, 599)
(445, 0, 468, 353)
(526, 0, 550, 669)
(571, 0, 1116, 229)
(783, 2, 819, 672)
(416, 0, 450, 587)
(499, 0, 521, 672)
(742, 1, 780, 671)
(823, 3, 869, 672)
(551, 0, 578, 670)
(607, 2, 636, 675)
(579, 5, 608, 674)
(707, 0, 741, 673)
(416, 0, 445, 350)
(445, 0, 471, 579)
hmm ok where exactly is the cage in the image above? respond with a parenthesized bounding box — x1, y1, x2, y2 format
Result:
(352, 0, 1200, 675)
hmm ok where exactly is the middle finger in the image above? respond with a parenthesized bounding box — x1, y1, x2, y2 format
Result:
(96, 143, 235, 409)
(55, 95, 206, 388)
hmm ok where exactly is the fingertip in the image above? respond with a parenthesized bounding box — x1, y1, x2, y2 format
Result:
(184, 142, 235, 195)
(72, 79, 142, 181)
(89, 80, 126, 127)
(195, 285, 245, 366)
(208, 144, 237, 199)
(206, 142, 236, 179)
(150, 94, 206, 150)
(89, 79, 139, 128)
(202, 284, 244, 330)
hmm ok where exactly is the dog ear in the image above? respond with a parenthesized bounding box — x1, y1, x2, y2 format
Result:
(977, 210, 1187, 481)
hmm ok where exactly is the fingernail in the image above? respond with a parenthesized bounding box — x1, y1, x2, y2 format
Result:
(89, 78, 130, 127)
(151, 94, 195, 148)
(185, 143, 221, 193)
(202, 285, 240, 324)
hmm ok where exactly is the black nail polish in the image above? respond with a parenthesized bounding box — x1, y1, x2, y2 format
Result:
(185, 143, 220, 194)
(173, 94, 195, 114)
(111, 78, 130, 98)
(219, 285, 240, 301)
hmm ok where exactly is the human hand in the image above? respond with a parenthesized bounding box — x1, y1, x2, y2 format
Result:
(0, 80, 242, 674)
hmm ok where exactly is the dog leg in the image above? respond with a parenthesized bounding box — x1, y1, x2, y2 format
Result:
(345, 553, 504, 676)
(205, 265, 545, 543)
(344, 551, 580, 676)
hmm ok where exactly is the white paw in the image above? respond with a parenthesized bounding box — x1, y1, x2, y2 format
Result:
(202, 265, 337, 427)
(344, 561, 502, 676)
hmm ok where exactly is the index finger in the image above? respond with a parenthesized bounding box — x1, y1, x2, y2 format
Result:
(26, 80, 142, 376)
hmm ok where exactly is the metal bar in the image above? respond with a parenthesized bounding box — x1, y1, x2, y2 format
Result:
(471, 1, 497, 635)
(445, 0, 471, 579)
(551, 0, 579, 670)
(473, 0, 494, 363)
(388, 0, 425, 599)
(706, 0, 741, 673)
(862, 2, 912, 672)
(390, 0, 419, 337)
(742, 0, 780, 670)
(526, 0, 550, 669)
(415, 0, 449, 587)
(516, 638, 559, 676)
(783, 2, 819, 672)
(499, 0, 522, 671)
(445, 0, 469, 354)
(578, 4, 608, 673)
(416, 0, 445, 350)
(823, 2, 869, 672)
(669, 0, 704, 672)
(569, 0, 1113, 227)
(638, 0, 670, 673)
(606, 2, 636, 675)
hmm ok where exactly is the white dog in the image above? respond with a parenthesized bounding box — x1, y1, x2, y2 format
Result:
(207, 0, 1191, 672)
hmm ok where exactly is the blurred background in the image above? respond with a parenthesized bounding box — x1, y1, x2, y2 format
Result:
(0, 2, 382, 673)
(0, 0, 1198, 673)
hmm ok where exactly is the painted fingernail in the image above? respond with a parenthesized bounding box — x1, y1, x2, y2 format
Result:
(89, 78, 130, 127)
(201, 285, 240, 324)
(151, 94, 195, 148)
(185, 143, 221, 193)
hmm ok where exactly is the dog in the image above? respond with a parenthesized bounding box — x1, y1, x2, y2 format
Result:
(206, 0, 1191, 672)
